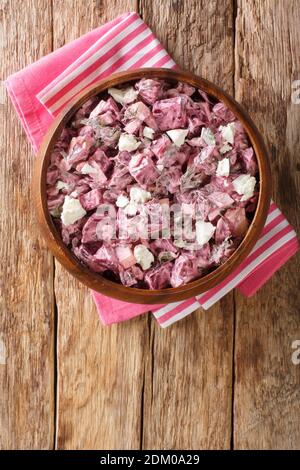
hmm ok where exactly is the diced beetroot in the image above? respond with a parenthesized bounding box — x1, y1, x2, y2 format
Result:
(135, 78, 165, 104)
(152, 97, 187, 131)
(215, 217, 232, 243)
(166, 81, 195, 97)
(67, 134, 95, 165)
(124, 119, 142, 134)
(124, 101, 150, 121)
(81, 214, 104, 244)
(96, 126, 121, 148)
(170, 254, 200, 287)
(79, 189, 103, 211)
(47, 193, 65, 212)
(47, 167, 59, 185)
(115, 245, 136, 269)
(233, 121, 248, 151)
(94, 245, 120, 274)
(156, 166, 182, 194)
(224, 207, 249, 237)
(120, 265, 144, 287)
(241, 147, 258, 175)
(151, 135, 171, 158)
(195, 243, 212, 269)
(211, 102, 235, 126)
(90, 97, 120, 122)
(208, 207, 221, 223)
(207, 191, 234, 209)
(73, 244, 106, 273)
(109, 165, 134, 189)
(61, 217, 87, 245)
(115, 150, 132, 166)
(72, 97, 99, 128)
(210, 239, 235, 264)
(157, 145, 188, 167)
(91, 148, 112, 174)
(150, 239, 178, 256)
(128, 151, 158, 187)
(144, 262, 173, 290)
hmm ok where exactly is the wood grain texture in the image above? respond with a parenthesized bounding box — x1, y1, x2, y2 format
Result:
(233, 0, 300, 449)
(0, 0, 54, 449)
(140, 0, 235, 450)
(1, 0, 300, 450)
(52, 0, 147, 450)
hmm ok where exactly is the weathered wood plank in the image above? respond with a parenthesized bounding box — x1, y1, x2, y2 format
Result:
(234, 0, 300, 449)
(0, 0, 54, 449)
(140, 0, 235, 450)
(52, 0, 147, 450)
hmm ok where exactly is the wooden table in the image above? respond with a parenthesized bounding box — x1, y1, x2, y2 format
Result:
(1, 0, 299, 450)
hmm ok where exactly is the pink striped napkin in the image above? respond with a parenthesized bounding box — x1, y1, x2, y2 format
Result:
(6, 12, 298, 328)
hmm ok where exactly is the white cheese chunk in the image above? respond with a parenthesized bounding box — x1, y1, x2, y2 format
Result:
(216, 158, 230, 177)
(56, 180, 70, 191)
(134, 244, 154, 270)
(200, 127, 216, 146)
(143, 126, 155, 140)
(61, 196, 86, 226)
(156, 164, 164, 173)
(166, 129, 189, 147)
(80, 163, 98, 175)
(124, 202, 138, 216)
(233, 174, 256, 201)
(195, 220, 216, 246)
(118, 133, 141, 152)
(116, 194, 129, 208)
(174, 239, 191, 249)
(220, 143, 232, 154)
(219, 122, 235, 145)
(108, 86, 138, 105)
(130, 186, 152, 204)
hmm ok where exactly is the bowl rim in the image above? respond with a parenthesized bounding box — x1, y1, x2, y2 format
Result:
(33, 68, 272, 304)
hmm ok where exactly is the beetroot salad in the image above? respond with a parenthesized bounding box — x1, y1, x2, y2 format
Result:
(46, 78, 259, 290)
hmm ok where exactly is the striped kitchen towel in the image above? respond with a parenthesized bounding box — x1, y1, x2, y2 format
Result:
(6, 12, 298, 327)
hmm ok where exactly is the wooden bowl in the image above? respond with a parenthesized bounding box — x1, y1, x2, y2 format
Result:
(33, 68, 271, 304)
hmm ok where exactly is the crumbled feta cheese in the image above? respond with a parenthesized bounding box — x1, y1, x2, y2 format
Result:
(118, 133, 141, 152)
(219, 123, 235, 145)
(108, 86, 138, 105)
(56, 180, 70, 191)
(156, 164, 164, 173)
(116, 194, 129, 208)
(195, 220, 216, 246)
(125, 202, 138, 216)
(174, 239, 190, 249)
(233, 174, 256, 201)
(130, 154, 142, 167)
(201, 127, 216, 146)
(61, 196, 86, 226)
(134, 244, 154, 270)
(220, 143, 232, 154)
(143, 126, 155, 140)
(130, 186, 152, 204)
(166, 129, 189, 147)
(80, 163, 98, 175)
(216, 158, 230, 177)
